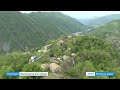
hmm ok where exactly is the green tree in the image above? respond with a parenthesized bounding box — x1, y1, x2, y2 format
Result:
(20, 62, 43, 79)
(0, 66, 15, 79)
(65, 61, 96, 79)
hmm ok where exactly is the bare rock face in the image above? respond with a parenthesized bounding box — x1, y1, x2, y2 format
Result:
(50, 60, 59, 64)
(57, 40, 64, 46)
(44, 44, 52, 50)
(71, 53, 76, 58)
(0, 42, 10, 52)
(57, 57, 62, 62)
(63, 55, 70, 61)
(41, 64, 50, 70)
(50, 57, 59, 64)
(46, 44, 52, 50)
(61, 59, 73, 69)
(50, 63, 61, 74)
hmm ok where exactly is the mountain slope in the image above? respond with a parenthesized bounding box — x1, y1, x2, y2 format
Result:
(78, 14, 120, 27)
(25, 12, 89, 37)
(0, 11, 88, 53)
(86, 19, 120, 50)
(0, 11, 48, 52)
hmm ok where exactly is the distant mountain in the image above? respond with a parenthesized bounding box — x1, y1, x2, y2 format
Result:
(77, 14, 120, 27)
(0, 11, 88, 53)
(25, 12, 88, 35)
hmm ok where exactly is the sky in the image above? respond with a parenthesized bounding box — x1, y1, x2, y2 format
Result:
(20, 11, 120, 19)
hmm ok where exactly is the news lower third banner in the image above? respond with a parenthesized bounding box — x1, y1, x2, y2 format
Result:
(6, 72, 114, 77)
(6, 72, 48, 76)
(86, 72, 114, 76)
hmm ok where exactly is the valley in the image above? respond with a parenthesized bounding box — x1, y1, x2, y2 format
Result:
(0, 11, 120, 79)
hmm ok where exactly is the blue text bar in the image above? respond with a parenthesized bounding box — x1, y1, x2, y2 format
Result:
(95, 72, 114, 76)
(6, 72, 19, 76)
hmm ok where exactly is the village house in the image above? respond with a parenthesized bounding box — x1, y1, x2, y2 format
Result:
(29, 55, 38, 64)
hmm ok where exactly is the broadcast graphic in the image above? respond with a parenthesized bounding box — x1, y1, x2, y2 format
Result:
(0, 11, 120, 79)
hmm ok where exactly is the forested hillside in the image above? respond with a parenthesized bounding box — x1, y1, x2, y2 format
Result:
(26, 12, 88, 34)
(0, 11, 88, 53)
(86, 19, 120, 51)
(0, 34, 120, 79)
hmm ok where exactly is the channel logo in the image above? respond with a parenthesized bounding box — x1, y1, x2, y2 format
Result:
(86, 72, 95, 76)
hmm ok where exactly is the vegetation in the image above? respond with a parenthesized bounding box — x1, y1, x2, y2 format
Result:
(0, 34, 120, 79)
(1, 11, 120, 79)
(86, 19, 120, 51)
(48, 35, 120, 79)
(0, 11, 88, 53)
